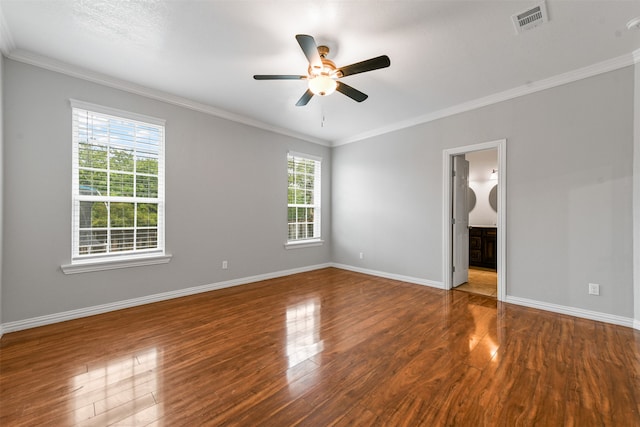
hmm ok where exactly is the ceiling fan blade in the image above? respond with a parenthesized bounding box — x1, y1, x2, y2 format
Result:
(295, 34, 323, 73)
(253, 75, 306, 80)
(336, 82, 368, 103)
(336, 55, 390, 78)
(296, 89, 314, 106)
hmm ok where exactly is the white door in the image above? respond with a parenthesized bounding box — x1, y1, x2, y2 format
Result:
(452, 155, 469, 287)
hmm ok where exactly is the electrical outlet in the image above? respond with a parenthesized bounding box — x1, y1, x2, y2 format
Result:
(359, 252, 364, 260)
(222, 260, 228, 270)
(588, 283, 600, 295)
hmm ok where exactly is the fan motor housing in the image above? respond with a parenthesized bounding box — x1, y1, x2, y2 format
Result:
(308, 45, 337, 77)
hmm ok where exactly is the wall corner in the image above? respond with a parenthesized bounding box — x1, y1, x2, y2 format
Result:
(633, 52, 640, 329)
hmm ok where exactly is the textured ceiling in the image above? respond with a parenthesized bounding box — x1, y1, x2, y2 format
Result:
(1, 1, 639, 145)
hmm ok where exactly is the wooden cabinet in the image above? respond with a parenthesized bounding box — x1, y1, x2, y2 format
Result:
(469, 227, 497, 269)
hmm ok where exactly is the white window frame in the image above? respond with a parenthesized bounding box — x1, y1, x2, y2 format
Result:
(62, 100, 171, 274)
(285, 151, 323, 249)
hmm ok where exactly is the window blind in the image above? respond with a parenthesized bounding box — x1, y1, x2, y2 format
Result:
(287, 153, 321, 241)
(71, 101, 165, 260)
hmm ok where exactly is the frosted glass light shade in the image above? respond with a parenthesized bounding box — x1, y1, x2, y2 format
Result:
(308, 75, 337, 96)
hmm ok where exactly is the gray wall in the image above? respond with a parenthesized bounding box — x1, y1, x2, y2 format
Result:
(635, 61, 640, 326)
(2, 59, 331, 323)
(0, 53, 3, 332)
(2, 58, 636, 325)
(332, 66, 635, 318)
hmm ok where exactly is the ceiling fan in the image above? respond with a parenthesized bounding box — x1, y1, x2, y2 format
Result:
(254, 34, 391, 106)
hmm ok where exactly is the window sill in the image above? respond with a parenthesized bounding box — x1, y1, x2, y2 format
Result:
(284, 239, 324, 250)
(61, 254, 172, 275)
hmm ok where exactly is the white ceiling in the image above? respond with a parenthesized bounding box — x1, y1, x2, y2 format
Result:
(1, 1, 639, 145)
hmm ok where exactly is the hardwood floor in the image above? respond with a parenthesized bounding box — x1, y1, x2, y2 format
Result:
(1, 268, 639, 426)
(455, 267, 498, 297)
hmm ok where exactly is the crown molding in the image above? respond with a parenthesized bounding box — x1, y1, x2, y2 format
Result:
(0, 3, 16, 55)
(7, 49, 330, 147)
(5, 45, 637, 149)
(332, 51, 637, 146)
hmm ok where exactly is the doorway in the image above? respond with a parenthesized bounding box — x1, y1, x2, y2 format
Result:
(442, 140, 506, 301)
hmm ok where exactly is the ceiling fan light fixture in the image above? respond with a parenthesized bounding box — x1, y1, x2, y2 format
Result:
(255, 34, 390, 105)
(308, 74, 337, 96)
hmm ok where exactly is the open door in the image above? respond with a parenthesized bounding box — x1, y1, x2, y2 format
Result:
(443, 139, 505, 300)
(452, 155, 469, 287)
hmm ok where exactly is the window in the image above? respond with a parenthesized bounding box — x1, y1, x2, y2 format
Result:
(287, 152, 321, 245)
(70, 100, 165, 263)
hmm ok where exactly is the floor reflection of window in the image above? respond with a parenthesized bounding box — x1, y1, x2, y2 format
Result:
(71, 347, 161, 424)
(286, 298, 324, 368)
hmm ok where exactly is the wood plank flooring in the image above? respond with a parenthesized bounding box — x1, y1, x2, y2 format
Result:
(1, 268, 639, 426)
(456, 267, 498, 297)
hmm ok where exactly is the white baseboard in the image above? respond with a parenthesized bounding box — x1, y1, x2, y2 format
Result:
(3, 263, 637, 334)
(330, 264, 637, 330)
(1, 263, 332, 334)
(506, 295, 636, 329)
(331, 263, 445, 289)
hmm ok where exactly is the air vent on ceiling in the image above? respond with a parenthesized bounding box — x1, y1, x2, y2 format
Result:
(512, 1, 549, 34)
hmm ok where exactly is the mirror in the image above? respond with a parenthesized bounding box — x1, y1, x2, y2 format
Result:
(467, 188, 477, 213)
(489, 185, 498, 212)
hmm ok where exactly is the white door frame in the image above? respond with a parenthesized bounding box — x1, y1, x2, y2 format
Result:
(442, 139, 507, 301)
